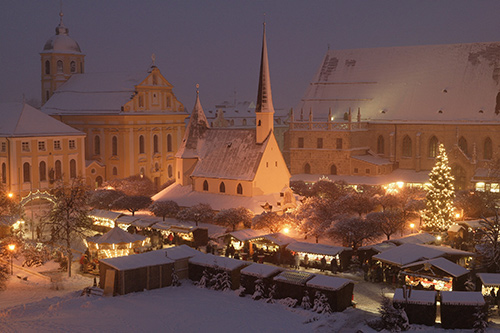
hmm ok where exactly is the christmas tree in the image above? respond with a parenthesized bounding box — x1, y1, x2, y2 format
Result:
(423, 144, 455, 232)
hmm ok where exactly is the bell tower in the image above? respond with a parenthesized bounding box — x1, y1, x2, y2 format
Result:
(41, 9, 85, 105)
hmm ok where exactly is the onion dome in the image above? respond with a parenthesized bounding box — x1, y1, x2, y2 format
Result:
(42, 10, 82, 54)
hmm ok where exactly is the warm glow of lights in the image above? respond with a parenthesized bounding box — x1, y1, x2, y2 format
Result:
(283, 227, 290, 234)
(436, 235, 442, 241)
(8, 244, 15, 252)
(396, 181, 404, 189)
(455, 213, 461, 219)
(410, 223, 415, 229)
(7, 193, 13, 198)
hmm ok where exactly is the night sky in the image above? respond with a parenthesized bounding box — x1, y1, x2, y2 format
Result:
(2, 0, 500, 111)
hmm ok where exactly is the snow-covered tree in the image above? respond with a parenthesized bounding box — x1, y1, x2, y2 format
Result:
(149, 200, 180, 221)
(104, 175, 156, 196)
(252, 212, 290, 233)
(301, 290, 312, 310)
(214, 207, 253, 231)
(313, 292, 332, 314)
(220, 271, 232, 291)
(367, 210, 405, 240)
(473, 306, 488, 333)
(328, 216, 381, 250)
(252, 278, 265, 300)
(112, 195, 152, 216)
(296, 197, 343, 243)
(310, 179, 350, 200)
(177, 203, 215, 226)
(198, 268, 211, 288)
(379, 296, 409, 332)
(345, 192, 376, 217)
(87, 189, 125, 210)
(43, 179, 92, 277)
(423, 144, 455, 232)
(171, 266, 181, 287)
(475, 213, 500, 272)
(267, 283, 277, 303)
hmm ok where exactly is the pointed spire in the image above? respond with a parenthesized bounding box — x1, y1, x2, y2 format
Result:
(56, 2, 69, 36)
(255, 22, 274, 114)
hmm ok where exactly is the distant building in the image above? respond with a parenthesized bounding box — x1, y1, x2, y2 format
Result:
(285, 42, 500, 191)
(154, 25, 297, 214)
(40, 10, 188, 189)
(0, 102, 85, 197)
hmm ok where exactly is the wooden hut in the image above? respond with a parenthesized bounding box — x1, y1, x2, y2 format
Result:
(85, 226, 149, 259)
(285, 241, 351, 271)
(99, 249, 175, 296)
(88, 209, 123, 231)
(273, 270, 315, 305)
(440, 291, 486, 329)
(358, 241, 397, 265)
(240, 263, 283, 296)
(476, 273, 500, 305)
(393, 288, 437, 326)
(305, 275, 354, 312)
(163, 245, 201, 280)
(188, 253, 249, 290)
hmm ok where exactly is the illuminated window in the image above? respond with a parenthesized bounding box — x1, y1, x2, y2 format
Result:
(402, 135, 412, 157)
(429, 136, 438, 158)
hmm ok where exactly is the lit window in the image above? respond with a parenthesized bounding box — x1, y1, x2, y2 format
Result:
(54, 140, 61, 150)
(22, 142, 30, 152)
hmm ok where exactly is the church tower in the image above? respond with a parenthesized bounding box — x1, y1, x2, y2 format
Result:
(40, 9, 85, 105)
(255, 23, 275, 144)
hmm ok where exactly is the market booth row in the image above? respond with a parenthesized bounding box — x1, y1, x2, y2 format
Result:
(285, 241, 351, 271)
(393, 288, 437, 326)
(188, 253, 249, 290)
(240, 263, 283, 296)
(440, 291, 486, 329)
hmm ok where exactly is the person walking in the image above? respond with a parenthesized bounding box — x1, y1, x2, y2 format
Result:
(303, 254, 309, 270)
(320, 256, 326, 272)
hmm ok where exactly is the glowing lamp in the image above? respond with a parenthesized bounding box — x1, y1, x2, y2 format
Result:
(8, 244, 15, 252)
(436, 235, 442, 241)
(396, 182, 404, 189)
(7, 193, 13, 198)
(410, 223, 415, 229)
(283, 228, 290, 234)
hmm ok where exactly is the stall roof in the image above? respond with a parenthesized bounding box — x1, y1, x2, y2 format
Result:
(132, 216, 161, 228)
(441, 291, 485, 306)
(419, 244, 474, 257)
(477, 273, 500, 287)
(225, 229, 266, 242)
(87, 226, 146, 245)
(402, 257, 469, 278)
(273, 270, 314, 286)
(286, 242, 348, 257)
(240, 263, 283, 278)
(393, 289, 437, 305)
(306, 275, 352, 291)
(389, 232, 436, 245)
(115, 215, 140, 225)
(188, 253, 248, 271)
(100, 249, 174, 271)
(359, 241, 397, 253)
(448, 224, 464, 233)
(89, 209, 123, 221)
(248, 233, 297, 247)
(460, 220, 484, 229)
(163, 245, 201, 261)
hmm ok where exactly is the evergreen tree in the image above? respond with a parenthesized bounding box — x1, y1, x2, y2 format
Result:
(220, 271, 232, 291)
(473, 306, 488, 333)
(423, 144, 455, 232)
(198, 268, 211, 288)
(301, 290, 312, 310)
(252, 278, 265, 300)
(267, 283, 277, 303)
(171, 266, 181, 287)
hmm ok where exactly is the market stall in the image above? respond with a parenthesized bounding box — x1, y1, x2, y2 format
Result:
(358, 241, 397, 265)
(163, 245, 201, 280)
(85, 226, 149, 259)
(188, 253, 249, 290)
(285, 241, 351, 271)
(240, 262, 283, 296)
(88, 209, 123, 231)
(273, 270, 315, 305)
(477, 273, 500, 305)
(306, 275, 354, 312)
(393, 288, 437, 326)
(440, 291, 486, 329)
(223, 229, 266, 253)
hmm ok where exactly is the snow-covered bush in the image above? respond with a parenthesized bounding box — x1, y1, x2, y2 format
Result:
(252, 278, 265, 300)
(171, 267, 181, 287)
(197, 268, 211, 288)
(267, 283, 277, 303)
(22, 244, 51, 268)
(301, 291, 312, 310)
(278, 297, 298, 308)
(379, 296, 409, 332)
(313, 292, 332, 314)
(473, 306, 488, 333)
(220, 271, 232, 291)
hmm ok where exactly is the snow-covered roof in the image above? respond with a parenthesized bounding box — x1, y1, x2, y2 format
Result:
(418, 244, 474, 257)
(0, 102, 83, 137)
(153, 183, 286, 214)
(42, 15, 82, 54)
(393, 288, 437, 305)
(188, 253, 249, 271)
(163, 245, 201, 261)
(88, 209, 123, 221)
(402, 257, 469, 278)
(306, 275, 352, 291)
(100, 249, 174, 271)
(248, 233, 297, 247)
(286, 242, 348, 257)
(477, 273, 500, 287)
(115, 215, 140, 225)
(351, 154, 391, 166)
(42, 72, 146, 115)
(87, 226, 146, 244)
(440, 291, 485, 306)
(274, 270, 314, 286)
(448, 224, 464, 233)
(298, 42, 500, 123)
(132, 216, 161, 228)
(389, 232, 436, 245)
(240, 263, 283, 278)
(359, 241, 397, 253)
(225, 229, 266, 242)
(460, 220, 484, 229)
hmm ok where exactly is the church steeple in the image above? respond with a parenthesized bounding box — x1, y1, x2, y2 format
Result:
(255, 22, 275, 144)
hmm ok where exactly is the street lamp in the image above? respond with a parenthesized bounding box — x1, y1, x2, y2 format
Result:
(8, 244, 15, 275)
(409, 223, 415, 233)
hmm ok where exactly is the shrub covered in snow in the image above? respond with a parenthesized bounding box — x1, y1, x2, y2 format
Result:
(473, 305, 488, 333)
(278, 297, 298, 308)
(171, 267, 181, 287)
(301, 291, 312, 310)
(252, 278, 265, 300)
(378, 296, 409, 332)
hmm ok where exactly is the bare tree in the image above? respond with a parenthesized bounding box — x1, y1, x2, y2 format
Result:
(176, 203, 215, 226)
(476, 212, 500, 272)
(214, 207, 254, 231)
(252, 212, 291, 233)
(88, 189, 125, 210)
(112, 195, 152, 216)
(367, 210, 405, 240)
(328, 216, 381, 250)
(149, 200, 180, 221)
(295, 197, 344, 243)
(105, 175, 156, 196)
(43, 179, 92, 277)
(345, 192, 376, 217)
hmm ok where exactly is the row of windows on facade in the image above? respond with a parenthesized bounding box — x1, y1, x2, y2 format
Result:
(16, 140, 76, 153)
(93, 134, 173, 156)
(44, 60, 81, 75)
(297, 137, 343, 149)
(0, 159, 77, 184)
(137, 94, 172, 108)
(202, 180, 243, 195)
(377, 135, 494, 160)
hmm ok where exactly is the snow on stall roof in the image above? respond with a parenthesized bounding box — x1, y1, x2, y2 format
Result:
(225, 229, 266, 241)
(100, 249, 174, 271)
(89, 209, 123, 221)
(448, 224, 464, 233)
(248, 233, 297, 246)
(298, 42, 500, 122)
(0, 102, 84, 137)
(389, 232, 436, 245)
(240, 263, 283, 278)
(163, 245, 201, 261)
(359, 241, 397, 253)
(373, 243, 445, 267)
(274, 270, 315, 286)
(477, 273, 500, 287)
(461, 220, 484, 229)
(188, 253, 249, 271)
(286, 241, 348, 256)
(402, 257, 469, 278)
(87, 226, 146, 244)
(441, 291, 485, 306)
(132, 216, 161, 228)
(393, 289, 437, 305)
(418, 244, 474, 257)
(306, 274, 352, 291)
(115, 215, 140, 225)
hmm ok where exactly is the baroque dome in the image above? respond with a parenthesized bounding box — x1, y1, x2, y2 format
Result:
(42, 11, 82, 54)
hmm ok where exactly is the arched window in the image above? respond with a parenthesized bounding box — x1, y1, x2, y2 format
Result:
(484, 137, 493, 160)
(203, 180, 209, 191)
(330, 164, 337, 175)
(70, 159, 77, 178)
(139, 135, 145, 154)
(168, 165, 173, 178)
(237, 183, 243, 195)
(153, 135, 159, 154)
(458, 136, 468, 156)
(377, 135, 385, 154)
(402, 135, 412, 157)
(1, 163, 6, 183)
(23, 162, 31, 183)
(45, 60, 50, 75)
(429, 136, 438, 158)
(219, 182, 225, 193)
(258, 120, 261, 126)
(94, 136, 100, 155)
(39, 161, 46, 181)
(70, 61, 76, 73)
(167, 134, 173, 152)
(55, 160, 62, 179)
(95, 176, 103, 188)
(57, 60, 63, 73)
(112, 136, 118, 156)
(113, 167, 118, 176)
(242, 119, 247, 126)
(304, 163, 311, 174)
